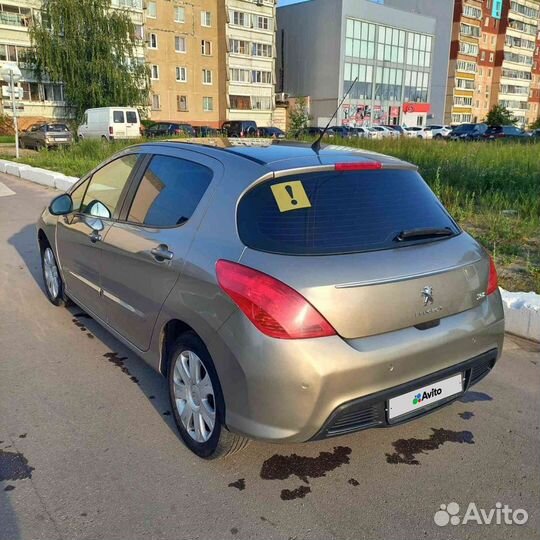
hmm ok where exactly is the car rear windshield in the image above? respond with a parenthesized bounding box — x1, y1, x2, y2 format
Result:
(237, 169, 459, 255)
(113, 111, 125, 123)
(46, 124, 69, 132)
(126, 111, 138, 123)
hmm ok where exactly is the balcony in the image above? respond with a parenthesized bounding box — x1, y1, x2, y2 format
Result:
(0, 11, 31, 28)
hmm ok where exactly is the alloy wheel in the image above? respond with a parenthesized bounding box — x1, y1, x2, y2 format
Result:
(172, 350, 216, 443)
(43, 247, 60, 299)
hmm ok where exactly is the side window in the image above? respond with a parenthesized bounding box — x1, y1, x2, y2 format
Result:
(70, 178, 90, 212)
(113, 111, 125, 123)
(126, 110, 138, 123)
(81, 155, 139, 218)
(127, 155, 212, 227)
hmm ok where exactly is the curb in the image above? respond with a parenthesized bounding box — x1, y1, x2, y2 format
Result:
(0, 158, 78, 192)
(500, 289, 540, 344)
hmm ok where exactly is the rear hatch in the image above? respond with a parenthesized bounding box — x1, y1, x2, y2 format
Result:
(237, 166, 489, 339)
(46, 124, 71, 143)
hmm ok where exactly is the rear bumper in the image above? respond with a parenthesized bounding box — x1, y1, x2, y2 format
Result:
(311, 348, 497, 440)
(215, 292, 504, 443)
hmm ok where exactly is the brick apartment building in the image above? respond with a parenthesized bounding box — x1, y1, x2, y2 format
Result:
(447, 0, 540, 127)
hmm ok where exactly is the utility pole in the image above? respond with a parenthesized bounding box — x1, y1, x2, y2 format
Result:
(1, 63, 22, 159)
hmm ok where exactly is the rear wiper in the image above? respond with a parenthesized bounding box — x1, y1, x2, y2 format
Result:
(395, 227, 454, 242)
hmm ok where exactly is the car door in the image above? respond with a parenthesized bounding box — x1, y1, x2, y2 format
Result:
(56, 154, 142, 320)
(99, 150, 221, 351)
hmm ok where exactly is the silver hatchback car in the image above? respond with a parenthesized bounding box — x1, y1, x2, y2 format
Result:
(37, 142, 504, 459)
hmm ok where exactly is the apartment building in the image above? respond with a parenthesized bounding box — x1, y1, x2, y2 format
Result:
(145, 0, 221, 127)
(447, 0, 540, 127)
(222, 0, 276, 126)
(0, 0, 69, 126)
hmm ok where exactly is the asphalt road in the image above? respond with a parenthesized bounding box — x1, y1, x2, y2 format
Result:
(1, 173, 539, 540)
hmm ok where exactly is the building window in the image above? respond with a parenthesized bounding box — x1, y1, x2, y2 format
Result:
(251, 70, 272, 84)
(201, 11, 211, 27)
(147, 1, 156, 18)
(459, 41, 479, 56)
(202, 69, 212, 85)
(203, 97, 213, 112)
(231, 11, 248, 27)
(201, 40, 212, 55)
(252, 43, 272, 57)
(230, 95, 251, 110)
(174, 6, 185, 23)
(255, 16, 269, 30)
(149, 33, 158, 49)
(229, 39, 249, 55)
(175, 36, 186, 53)
(151, 65, 159, 80)
(252, 96, 272, 110)
(230, 68, 251, 83)
(463, 5, 482, 19)
(176, 66, 187, 82)
(151, 94, 160, 110)
(177, 95, 187, 111)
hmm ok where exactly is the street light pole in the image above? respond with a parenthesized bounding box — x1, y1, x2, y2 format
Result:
(10, 69, 19, 159)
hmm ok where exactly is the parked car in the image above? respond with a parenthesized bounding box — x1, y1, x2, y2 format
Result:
(145, 122, 195, 138)
(78, 107, 141, 141)
(448, 123, 488, 141)
(382, 125, 405, 136)
(222, 120, 258, 137)
(20, 123, 73, 150)
(482, 125, 530, 141)
(530, 128, 540, 139)
(367, 125, 395, 139)
(194, 126, 219, 137)
(427, 125, 452, 139)
(258, 126, 285, 139)
(350, 126, 372, 138)
(37, 141, 504, 459)
(293, 127, 336, 139)
(404, 126, 433, 140)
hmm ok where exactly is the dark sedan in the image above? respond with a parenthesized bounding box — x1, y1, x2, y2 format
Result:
(145, 122, 195, 138)
(482, 125, 530, 141)
(258, 126, 285, 139)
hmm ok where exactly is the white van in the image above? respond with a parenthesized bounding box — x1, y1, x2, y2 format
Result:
(77, 107, 141, 141)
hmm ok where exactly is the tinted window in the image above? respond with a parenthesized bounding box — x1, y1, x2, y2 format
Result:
(237, 170, 459, 255)
(126, 111, 138, 123)
(70, 179, 89, 212)
(46, 124, 69, 132)
(127, 155, 212, 227)
(81, 155, 139, 218)
(113, 111, 125, 123)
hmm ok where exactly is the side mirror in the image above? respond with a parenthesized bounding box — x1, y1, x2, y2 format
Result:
(85, 200, 111, 219)
(49, 193, 73, 215)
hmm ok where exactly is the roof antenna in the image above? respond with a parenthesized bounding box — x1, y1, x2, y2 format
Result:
(311, 76, 358, 155)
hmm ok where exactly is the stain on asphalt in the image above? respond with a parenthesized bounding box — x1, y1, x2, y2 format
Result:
(102, 352, 139, 385)
(280, 485, 311, 500)
(530, 360, 538, 366)
(162, 410, 171, 416)
(18, 433, 27, 439)
(386, 428, 474, 465)
(458, 391, 492, 403)
(4, 485, 15, 492)
(230, 527, 238, 535)
(148, 395, 155, 400)
(458, 411, 475, 420)
(228, 478, 246, 491)
(348, 478, 360, 486)
(80, 512, 87, 517)
(260, 516, 277, 527)
(0, 449, 35, 481)
(86, 333, 94, 339)
(260, 446, 351, 484)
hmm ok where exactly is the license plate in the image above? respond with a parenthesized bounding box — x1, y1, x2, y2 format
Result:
(54, 138, 67, 142)
(388, 373, 463, 420)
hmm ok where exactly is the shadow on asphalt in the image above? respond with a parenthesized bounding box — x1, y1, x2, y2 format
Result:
(7, 223, 45, 292)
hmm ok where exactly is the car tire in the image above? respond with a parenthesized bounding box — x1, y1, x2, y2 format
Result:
(167, 331, 250, 459)
(20, 140, 26, 149)
(40, 244, 67, 306)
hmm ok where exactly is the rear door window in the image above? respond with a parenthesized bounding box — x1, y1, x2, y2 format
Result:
(127, 155, 212, 227)
(237, 170, 459, 255)
(126, 110, 138, 123)
(113, 111, 125, 123)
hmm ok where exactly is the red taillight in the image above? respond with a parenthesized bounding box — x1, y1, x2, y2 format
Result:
(174, 129, 181, 135)
(335, 161, 382, 171)
(216, 260, 336, 339)
(109, 126, 113, 135)
(487, 255, 498, 295)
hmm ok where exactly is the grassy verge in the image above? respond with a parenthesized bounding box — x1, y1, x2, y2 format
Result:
(0, 135, 15, 143)
(2, 137, 538, 292)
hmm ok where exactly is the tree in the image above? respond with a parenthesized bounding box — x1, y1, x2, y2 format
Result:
(29, 0, 149, 123)
(288, 97, 311, 136)
(529, 117, 540, 130)
(485, 105, 516, 126)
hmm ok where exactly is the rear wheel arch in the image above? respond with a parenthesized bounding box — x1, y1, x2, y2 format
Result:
(160, 319, 197, 377)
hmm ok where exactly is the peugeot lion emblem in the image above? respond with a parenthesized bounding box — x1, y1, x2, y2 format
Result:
(421, 286, 434, 306)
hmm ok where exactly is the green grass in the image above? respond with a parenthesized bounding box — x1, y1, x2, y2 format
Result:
(0, 135, 15, 143)
(1, 137, 539, 292)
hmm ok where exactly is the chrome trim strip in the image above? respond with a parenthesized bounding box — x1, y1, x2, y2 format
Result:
(334, 259, 482, 289)
(69, 270, 100, 292)
(102, 289, 144, 317)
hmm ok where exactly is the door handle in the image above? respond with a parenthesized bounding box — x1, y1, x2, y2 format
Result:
(151, 244, 174, 262)
(89, 230, 102, 243)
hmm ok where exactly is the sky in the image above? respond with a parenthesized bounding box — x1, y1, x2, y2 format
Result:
(278, 0, 307, 6)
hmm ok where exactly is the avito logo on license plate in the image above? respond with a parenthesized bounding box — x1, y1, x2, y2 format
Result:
(388, 373, 463, 420)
